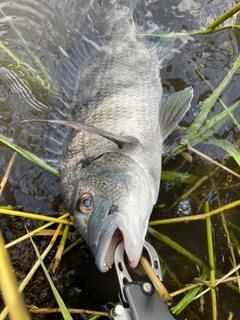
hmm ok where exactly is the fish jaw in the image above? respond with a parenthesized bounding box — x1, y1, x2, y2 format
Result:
(74, 205, 147, 273)
(94, 212, 146, 272)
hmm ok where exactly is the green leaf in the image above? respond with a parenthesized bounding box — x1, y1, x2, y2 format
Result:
(172, 271, 208, 315)
(0, 11, 59, 94)
(205, 139, 240, 166)
(187, 101, 239, 147)
(161, 171, 198, 184)
(136, 25, 240, 38)
(0, 133, 60, 176)
(28, 234, 73, 320)
(187, 54, 240, 138)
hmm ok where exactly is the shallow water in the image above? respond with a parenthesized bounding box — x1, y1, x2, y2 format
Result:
(0, 0, 240, 319)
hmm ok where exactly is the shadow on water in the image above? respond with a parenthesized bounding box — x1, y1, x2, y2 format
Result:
(0, 0, 240, 319)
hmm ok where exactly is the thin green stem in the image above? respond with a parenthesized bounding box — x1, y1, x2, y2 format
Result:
(0, 9, 58, 93)
(229, 231, 240, 256)
(5, 221, 55, 249)
(49, 223, 70, 273)
(220, 209, 240, 292)
(228, 221, 240, 235)
(0, 134, 60, 176)
(0, 208, 73, 225)
(147, 226, 208, 272)
(207, 3, 240, 30)
(205, 202, 217, 320)
(135, 25, 240, 39)
(149, 200, 240, 225)
(63, 238, 82, 255)
(60, 224, 70, 246)
(28, 230, 73, 319)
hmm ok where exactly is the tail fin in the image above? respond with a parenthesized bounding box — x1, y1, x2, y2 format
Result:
(134, 1, 192, 69)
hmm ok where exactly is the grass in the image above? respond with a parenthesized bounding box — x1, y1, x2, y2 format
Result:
(0, 2, 240, 320)
(0, 231, 30, 320)
(0, 9, 59, 94)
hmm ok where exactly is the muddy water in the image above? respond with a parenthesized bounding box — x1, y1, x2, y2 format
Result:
(0, 0, 240, 319)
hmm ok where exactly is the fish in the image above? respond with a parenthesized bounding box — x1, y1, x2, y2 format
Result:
(47, 0, 193, 272)
(21, 0, 194, 272)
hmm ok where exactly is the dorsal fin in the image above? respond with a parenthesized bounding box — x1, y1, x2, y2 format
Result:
(160, 87, 194, 141)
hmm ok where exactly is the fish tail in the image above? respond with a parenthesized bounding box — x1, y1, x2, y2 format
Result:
(134, 1, 192, 69)
(86, 0, 139, 35)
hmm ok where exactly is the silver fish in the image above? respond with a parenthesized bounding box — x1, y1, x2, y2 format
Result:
(27, 0, 194, 272)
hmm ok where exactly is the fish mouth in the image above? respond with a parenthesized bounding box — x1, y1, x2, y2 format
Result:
(95, 218, 124, 272)
(94, 210, 144, 272)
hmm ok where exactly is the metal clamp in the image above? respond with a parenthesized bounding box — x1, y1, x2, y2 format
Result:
(110, 241, 176, 320)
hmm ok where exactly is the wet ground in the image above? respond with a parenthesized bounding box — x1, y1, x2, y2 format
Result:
(0, 0, 240, 319)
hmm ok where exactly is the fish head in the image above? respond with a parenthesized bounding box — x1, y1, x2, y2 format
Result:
(61, 152, 154, 272)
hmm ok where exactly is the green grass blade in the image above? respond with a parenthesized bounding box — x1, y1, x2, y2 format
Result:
(172, 272, 207, 315)
(186, 101, 239, 147)
(218, 100, 240, 130)
(28, 233, 73, 320)
(161, 171, 198, 184)
(136, 25, 240, 38)
(205, 202, 217, 320)
(205, 139, 240, 166)
(147, 227, 208, 272)
(0, 10, 59, 94)
(172, 96, 239, 156)
(207, 3, 240, 30)
(0, 133, 60, 176)
(188, 56, 240, 137)
(0, 207, 72, 225)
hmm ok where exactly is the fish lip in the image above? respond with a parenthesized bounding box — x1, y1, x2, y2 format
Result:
(95, 215, 123, 272)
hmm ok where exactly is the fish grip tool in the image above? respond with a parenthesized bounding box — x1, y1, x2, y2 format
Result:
(110, 241, 175, 320)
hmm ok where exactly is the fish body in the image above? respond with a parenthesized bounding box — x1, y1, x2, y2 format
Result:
(56, 0, 193, 272)
(61, 36, 163, 271)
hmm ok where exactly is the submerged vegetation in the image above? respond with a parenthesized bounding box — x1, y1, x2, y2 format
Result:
(0, 2, 240, 320)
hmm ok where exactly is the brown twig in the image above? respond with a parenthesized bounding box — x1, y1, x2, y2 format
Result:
(0, 152, 17, 195)
(27, 306, 108, 316)
(194, 263, 240, 301)
(179, 142, 240, 180)
(140, 256, 173, 306)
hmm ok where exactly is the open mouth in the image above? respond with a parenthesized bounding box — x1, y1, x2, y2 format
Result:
(104, 228, 123, 268)
(95, 212, 124, 272)
(94, 205, 144, 272)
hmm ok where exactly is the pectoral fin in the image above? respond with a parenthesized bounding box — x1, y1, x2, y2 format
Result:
(160, 87, 194, 141)
(22, 120, 140, 149)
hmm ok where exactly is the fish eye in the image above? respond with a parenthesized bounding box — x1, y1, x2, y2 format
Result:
(77, 193, 94, 214)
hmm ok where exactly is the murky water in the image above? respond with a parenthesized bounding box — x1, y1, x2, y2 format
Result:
(0, 0, 240, 319)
